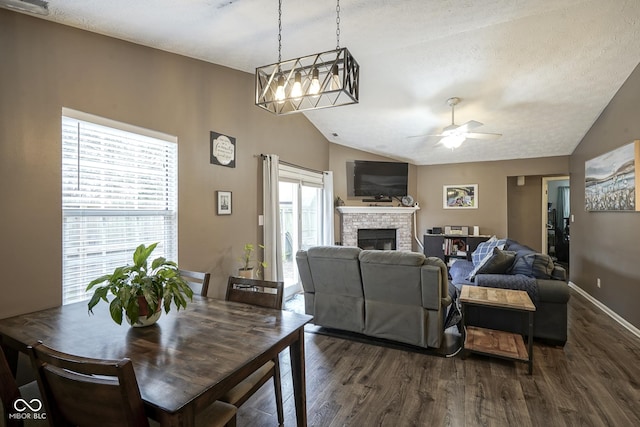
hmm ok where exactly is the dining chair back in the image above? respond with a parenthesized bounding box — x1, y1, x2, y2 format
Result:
(222, 276, 284, 425)
(225, 276, 283, 309)
(28, 341, 150, 427)
(1, 345, 24, 427)
(28, 342, 237, 427)
(179, 269, 211, 297)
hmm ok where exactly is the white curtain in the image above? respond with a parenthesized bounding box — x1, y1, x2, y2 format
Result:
(322, 171, 335, 246)
(262, 154, 283, 281)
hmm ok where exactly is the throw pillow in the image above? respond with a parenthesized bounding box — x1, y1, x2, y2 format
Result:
(465, 249, 491, 281)
(508, 252, 555, 279)
(467, 247, 516, 281)
(471, 236, 507, 266)
(477, 247, 517, 275)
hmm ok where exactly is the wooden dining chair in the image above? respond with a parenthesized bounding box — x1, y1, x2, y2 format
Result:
(179, 269, 211, 297)
(28, 342, 237, 427)
(1, 345, 42, 427)
(223, 276, 285, 425)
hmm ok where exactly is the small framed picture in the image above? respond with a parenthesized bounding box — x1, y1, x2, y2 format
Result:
(217, 191, 232, 215)
(210, 131, 236, 168)
(443, 184, 478, 209)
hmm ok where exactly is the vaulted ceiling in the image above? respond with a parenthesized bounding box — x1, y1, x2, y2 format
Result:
(7, 0, 640, 165)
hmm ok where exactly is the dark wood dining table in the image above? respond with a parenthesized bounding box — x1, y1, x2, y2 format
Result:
(0, 296, 312, 427)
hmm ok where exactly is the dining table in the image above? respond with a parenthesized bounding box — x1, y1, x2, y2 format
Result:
(0, 295, 313, 427)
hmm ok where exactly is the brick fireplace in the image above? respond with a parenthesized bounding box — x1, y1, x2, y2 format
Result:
(336, 206, 419, 252)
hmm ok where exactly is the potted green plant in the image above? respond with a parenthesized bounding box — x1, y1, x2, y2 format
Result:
(86, 242, 194, 327)
(238, 243, 267, 279)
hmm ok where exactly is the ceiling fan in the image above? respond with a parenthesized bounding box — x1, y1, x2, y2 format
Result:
(424, 97, 502, 149)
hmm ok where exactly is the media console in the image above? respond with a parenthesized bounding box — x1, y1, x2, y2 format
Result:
(423, 233, 490, 264)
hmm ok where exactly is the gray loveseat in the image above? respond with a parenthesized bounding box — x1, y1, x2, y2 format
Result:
(296, 246, 452, 349)
(448, 239, 570, 345)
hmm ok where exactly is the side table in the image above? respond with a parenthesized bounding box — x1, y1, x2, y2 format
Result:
(459, 285, 536, 374)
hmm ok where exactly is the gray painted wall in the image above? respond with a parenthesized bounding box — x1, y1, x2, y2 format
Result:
(414, 157, 569, 239)
(0, 10, 330, 316)
(570, 62, 640, 329)
(507, 175, 543, 252)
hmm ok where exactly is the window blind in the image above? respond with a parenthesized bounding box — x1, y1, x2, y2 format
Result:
(278, 163, 324, 187)
(61, 112, 178, 305)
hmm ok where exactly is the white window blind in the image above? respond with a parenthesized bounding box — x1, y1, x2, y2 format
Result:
(61, 110, 178, 305)
(278, 163, 324, 187)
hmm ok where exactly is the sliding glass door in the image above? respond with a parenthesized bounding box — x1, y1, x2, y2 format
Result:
(279, 178, 323, 297)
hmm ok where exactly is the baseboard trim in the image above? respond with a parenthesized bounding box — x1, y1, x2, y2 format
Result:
(569, 281, 640, 340)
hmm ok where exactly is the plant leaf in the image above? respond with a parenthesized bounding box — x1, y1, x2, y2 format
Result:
(88, 287, 112, 314)
(162, 295, 171, 313)
(151, 257, 164, 270)
(133, 242, 158, 269)
(109, 298, 123, 325)
(86, 274, 111, 290)
(126, 297, 140, 324)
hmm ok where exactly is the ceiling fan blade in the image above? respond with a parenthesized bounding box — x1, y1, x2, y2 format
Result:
(407, 134, 443, 139)
(456, 120, 483, 133)
(465, 132, 502, 140)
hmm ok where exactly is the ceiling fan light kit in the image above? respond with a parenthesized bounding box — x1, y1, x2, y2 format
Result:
(441, 134, 466, 149)
(255, 0, 359, 115)
(435, 97, 501, 149)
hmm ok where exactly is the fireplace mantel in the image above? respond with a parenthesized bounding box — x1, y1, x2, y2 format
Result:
(336, 206, 419, 214)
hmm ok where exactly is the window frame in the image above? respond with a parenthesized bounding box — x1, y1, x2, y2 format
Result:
(61, 108, 179, 305)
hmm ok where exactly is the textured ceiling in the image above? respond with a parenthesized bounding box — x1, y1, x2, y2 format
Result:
(10, 0, 640, 165)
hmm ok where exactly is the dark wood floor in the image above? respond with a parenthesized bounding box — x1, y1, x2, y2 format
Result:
(238, 288, 640, 426)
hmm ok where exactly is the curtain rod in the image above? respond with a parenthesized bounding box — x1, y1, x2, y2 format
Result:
(256, 154, 325, 175)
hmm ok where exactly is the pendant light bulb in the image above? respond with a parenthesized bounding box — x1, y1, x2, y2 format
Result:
(309, 68, 320, 95)
(330, 64, 341, 90)
(291, 72, 303, 99)
(275, 75, 286, 103)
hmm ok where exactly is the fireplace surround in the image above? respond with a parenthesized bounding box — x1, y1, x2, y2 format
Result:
(336, 206, 419, 252)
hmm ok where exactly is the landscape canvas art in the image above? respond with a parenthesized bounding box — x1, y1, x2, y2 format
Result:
(585, 140, 640, 211)
(443, 184, 478, 209)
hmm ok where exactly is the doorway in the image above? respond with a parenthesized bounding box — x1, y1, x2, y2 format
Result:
(542, 176, 570, 267)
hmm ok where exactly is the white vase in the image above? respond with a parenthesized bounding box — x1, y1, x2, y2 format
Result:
(127, 310, 162, 327)
(126, 296, 162, 327)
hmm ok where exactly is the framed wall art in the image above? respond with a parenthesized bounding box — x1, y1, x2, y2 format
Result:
(210, 131, 236, 168)
(217, 191, 232, 215)
(585, 140, 640, 212)
(443, 184, 478, 209)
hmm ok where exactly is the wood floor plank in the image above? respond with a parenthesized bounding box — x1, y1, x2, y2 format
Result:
(236, 288, 640, 426)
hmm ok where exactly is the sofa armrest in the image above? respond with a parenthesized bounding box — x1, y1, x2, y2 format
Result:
(420, 262, 451, 310)
(475, 274, 570, 305)
(537, 279, 570, 303)
(295, 250, 315, 293)
(475, 273, 538, 302)
(551, 265, 567, 281)
(475, 273, 530, 289)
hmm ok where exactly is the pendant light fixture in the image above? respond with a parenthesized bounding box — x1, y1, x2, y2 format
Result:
(255, 0, 360, 115)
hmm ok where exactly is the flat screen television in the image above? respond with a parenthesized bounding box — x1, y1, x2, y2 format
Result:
(353, 161, 408, 199)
